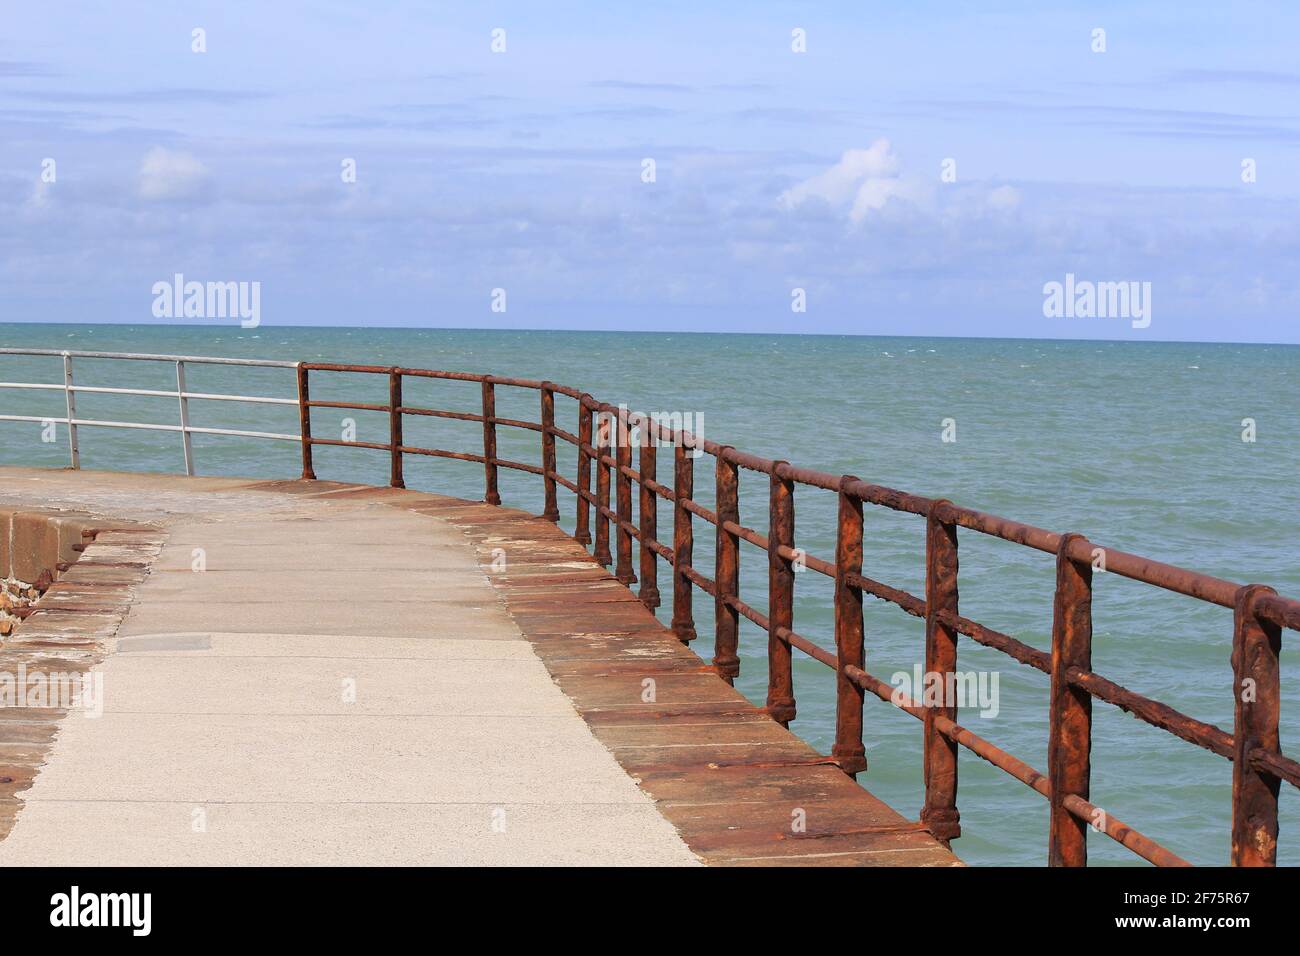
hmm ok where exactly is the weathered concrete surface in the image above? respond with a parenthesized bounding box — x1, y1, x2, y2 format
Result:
(0, 467, 700, 866)
(418, 494, 962, 866)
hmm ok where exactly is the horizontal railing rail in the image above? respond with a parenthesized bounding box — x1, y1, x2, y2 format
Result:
(0, 348, 302, 474)
(3, 349, 1296, 866)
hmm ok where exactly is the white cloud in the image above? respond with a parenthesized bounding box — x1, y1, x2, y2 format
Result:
(779, 139, 909, 223)
(138, 147, 208, 200)
(986, 184, 1021, 210)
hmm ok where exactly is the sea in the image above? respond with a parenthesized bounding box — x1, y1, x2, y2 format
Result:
(1, 323, 1296, 867)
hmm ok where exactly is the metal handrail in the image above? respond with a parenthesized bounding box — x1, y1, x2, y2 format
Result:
(294, 359, 1300, 868)
(2, 349, 1296, 867)
(0, 348, 297, 367)
(0, 348, 301, 474)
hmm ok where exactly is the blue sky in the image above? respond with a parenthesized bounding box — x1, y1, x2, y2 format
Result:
(2, 1, 1298, 342)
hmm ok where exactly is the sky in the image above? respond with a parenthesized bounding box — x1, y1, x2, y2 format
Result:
(2, 1, 1298, 342)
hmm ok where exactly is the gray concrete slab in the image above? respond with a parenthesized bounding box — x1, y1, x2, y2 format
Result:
(18, 711, 670, 805)
(116, 600, 522, 639)
(114, 631, 539, 660)
(94, 654, 580, 717)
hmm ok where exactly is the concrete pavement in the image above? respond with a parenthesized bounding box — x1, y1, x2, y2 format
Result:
(0, 467, 700, 866)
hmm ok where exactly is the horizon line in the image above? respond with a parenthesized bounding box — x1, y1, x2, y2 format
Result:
(1, 319, 1296, 349)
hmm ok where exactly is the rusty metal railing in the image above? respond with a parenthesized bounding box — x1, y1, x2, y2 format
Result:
(5, 349, 1292, 865)
(290, 360, 1300, 868)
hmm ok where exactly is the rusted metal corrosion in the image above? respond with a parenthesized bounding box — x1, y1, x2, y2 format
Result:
(614, 415, 636, 586)
(1065, 666, 1233, 758)
(670, 442, 697, 644)
(765, 464, 796, 727)
(831, 477, 867, 777)
(712, 450, 740, 684)
(574, 397, 593, 546)
(1232, 585, 1282, 866)
(840, 661, 1190, 867)
(921, 500, 960, 844)
(1047, 533, 1092, 867)
(1251, 749, 1300, 789)
(638, 439, 660, 609)
(288, 359, 1300, 867)
(480, 379, 500, 505)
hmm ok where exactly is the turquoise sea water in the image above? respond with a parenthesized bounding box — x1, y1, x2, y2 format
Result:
(1, 323, 1297, 867)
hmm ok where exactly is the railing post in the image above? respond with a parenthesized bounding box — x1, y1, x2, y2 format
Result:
(614, 409, 636, 586)
(593, 410, 612, 566)
(922, 498, 961, 843)
(574, 395, 594, 545)
(638, 416, 660, 609)
(480, 378, 500, 505)
(539, 383, 559, 522)
(670, 440, 696, 644)
(713, 446, 740, 684)
(61, 351, 79, 469)
(296, 363, 315, 480)
(175, 360, 195, 476)
(388, 368, 404, 489)
(1231, 583, 1281, 866)
(1048, 532, 1093, 866)
(766, 461, 796, 727)
(832, 476, 867, 776)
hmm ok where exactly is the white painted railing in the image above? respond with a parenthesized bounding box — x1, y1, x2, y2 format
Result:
(0, 348, 301, 475)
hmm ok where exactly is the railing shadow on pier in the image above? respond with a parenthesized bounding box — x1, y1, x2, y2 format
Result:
(2, 346, 1297, 867)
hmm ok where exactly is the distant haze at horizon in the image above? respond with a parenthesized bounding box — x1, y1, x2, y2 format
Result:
(5, 318, 1298, 348)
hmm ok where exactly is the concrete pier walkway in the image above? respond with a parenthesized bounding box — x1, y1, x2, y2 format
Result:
(0, 466, 958, 866)
(0, 467, 698, 865)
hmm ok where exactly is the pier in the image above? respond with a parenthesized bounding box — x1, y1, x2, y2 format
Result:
(1, 348, 1298, 866)
(0, 467, 954, 865)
